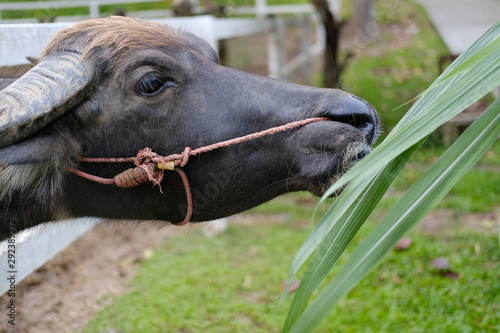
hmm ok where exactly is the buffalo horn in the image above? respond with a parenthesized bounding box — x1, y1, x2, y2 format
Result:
(0, 52, 92, 149)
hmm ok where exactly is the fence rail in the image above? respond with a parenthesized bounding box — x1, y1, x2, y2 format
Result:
(267, 15, 324, 81)
(228, 0, 341, 20)
(0, 219, 100, 295)
(0, 0, 341, 23)
(0, 0, 166, 22)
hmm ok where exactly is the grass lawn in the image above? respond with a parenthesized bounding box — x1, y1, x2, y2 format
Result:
(82, 193, 499, 332)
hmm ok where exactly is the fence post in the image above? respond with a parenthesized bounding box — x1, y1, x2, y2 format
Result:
(89, 0, 99, 18)
(328, 0, 342, 21)
(301, 15, 312, 84)
(255, 0, 267, 19)
(315, 14, 326, 50)
(267, 17, 286, 80)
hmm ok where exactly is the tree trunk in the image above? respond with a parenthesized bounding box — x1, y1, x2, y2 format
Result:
(310, 0, 342, 88)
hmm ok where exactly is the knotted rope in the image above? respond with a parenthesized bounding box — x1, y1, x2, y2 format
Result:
(70, 117, 329, 226)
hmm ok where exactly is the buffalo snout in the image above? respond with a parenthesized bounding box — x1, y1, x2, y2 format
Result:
(273, 89, 380, 197)
(320, 93, 380, 146)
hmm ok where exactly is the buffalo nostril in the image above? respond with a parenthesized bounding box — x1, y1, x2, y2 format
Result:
(356, 148, 370, 160)
(324, 94, 380, 145)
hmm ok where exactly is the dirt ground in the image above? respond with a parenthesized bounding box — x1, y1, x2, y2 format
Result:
(0, 223, 189, 333)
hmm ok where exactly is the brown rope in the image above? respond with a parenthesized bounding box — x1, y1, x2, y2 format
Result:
(69, 167, 116, 185)
(70, 117, 329, 226)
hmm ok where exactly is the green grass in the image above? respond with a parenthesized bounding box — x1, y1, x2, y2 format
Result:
(395, 166, 500, 213)
(317, 225, 500, 333)
(83, 221, 308, 333)
(390, 141, 500, 213)
(82, 193, 499, 332)
(413, 138, 500, 165)
(0, 0, 309, 20)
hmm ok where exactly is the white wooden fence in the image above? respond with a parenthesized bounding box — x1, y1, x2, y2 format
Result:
(0, 0, 341, 23)
(0, 14, 326, 78)
(0, 218, 101, 296)
(268, 15, 325, 81)
(0, 12, 327, 294)
(0, 0, 335, 82)
(228, 0, 341, 20)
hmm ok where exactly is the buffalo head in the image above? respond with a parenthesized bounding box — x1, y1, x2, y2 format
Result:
(0, 16, 379, 231)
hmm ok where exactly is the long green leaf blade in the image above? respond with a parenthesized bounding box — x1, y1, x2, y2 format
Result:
(282, 142, 420, 331)
(290, 97, 500, 333)
(281, 21, 500, 301)
(277, 173, 374, 310)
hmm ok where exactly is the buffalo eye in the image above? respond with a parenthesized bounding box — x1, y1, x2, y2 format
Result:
(137, 73, 177, 96)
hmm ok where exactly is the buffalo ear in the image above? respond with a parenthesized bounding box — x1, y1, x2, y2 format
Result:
(0, 128, 81, 212)
(0, 129, 81, 168)
(0, 62, 31, 91)
(0, 130, 80, 226)
(26, 56, 40, 66)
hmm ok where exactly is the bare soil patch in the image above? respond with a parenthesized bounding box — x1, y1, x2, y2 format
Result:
(418, 208, 499, 234)
(0, 224, 184, 333)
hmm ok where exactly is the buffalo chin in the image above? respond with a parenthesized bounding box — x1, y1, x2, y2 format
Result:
(306, 142, 371, 198)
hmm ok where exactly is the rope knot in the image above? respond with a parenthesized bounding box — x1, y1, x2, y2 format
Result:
(133, 147, 164, 190)
(155, 146, 192, 170)
(179, 147, 192, 167)
(129, 146, 193, 191)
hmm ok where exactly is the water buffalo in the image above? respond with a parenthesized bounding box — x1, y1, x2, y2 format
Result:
(0, 16, 379, 233)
